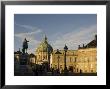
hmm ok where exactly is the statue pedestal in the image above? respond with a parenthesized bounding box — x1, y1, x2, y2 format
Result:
(20, 53, 29, 65)
(15, 53, 34, 76)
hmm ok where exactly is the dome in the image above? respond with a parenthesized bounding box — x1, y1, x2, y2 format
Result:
(36, 35, 53, 53)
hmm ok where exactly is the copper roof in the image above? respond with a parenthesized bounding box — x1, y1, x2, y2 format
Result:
(85, 39, 97, 48)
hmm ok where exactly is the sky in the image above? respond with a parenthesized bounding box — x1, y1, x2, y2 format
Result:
(14, 14, 97, 54)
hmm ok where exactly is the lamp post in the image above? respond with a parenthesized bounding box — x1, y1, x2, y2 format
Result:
(64, 44, 68, 71)
(55, 49, 62, 71)
(57, 55, 60, 70)
(88, 58, 90, 73)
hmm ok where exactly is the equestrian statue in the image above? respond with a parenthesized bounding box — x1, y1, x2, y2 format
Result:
(22, 38, 29, 54)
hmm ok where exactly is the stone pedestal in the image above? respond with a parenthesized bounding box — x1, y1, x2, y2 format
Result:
(20, 53, 29, 65)
(14, 53, 34, 76)
(19, 65, 35, 76)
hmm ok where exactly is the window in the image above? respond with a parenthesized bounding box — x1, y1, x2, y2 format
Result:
(85, 57, 87, 62)
(39, 55, 40, 59)
(90, 64, 93, 68)
(88, 58, 89, 62)
(70, 57, 71, 62)
(60, 65, 62, 68)
(77, 68, 78, 72)
(73, 52, 74, 55)
(91, 70, 93, 72)
(90, 56, 93, 62)
(75, 57, 76, 62)
(85, 70, 87, 72)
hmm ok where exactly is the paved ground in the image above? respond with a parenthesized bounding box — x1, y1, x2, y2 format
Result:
(14, 65, 35, 76)
(33, 71, 97, 76)
(14, 64, 97, 76)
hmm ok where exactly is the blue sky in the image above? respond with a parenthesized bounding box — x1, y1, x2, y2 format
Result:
(14, 14, 97, 53)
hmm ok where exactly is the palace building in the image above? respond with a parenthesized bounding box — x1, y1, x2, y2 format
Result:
(14, 34, 97, 74)
(34, 35, 97, 73)
(76, 35, 97, 73)
(50, 50, 78, 73)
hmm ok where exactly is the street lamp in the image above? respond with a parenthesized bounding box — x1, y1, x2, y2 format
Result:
(55, 49, 62, 71)
(64, 44, 68, 70)
(57, 55, 60, 70)
(88, 58, 90, 73)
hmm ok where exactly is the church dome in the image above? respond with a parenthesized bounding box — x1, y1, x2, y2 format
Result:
(36, 35, 53, 53)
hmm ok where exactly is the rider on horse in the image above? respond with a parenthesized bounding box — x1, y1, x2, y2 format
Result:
(22, 38, 29, 53)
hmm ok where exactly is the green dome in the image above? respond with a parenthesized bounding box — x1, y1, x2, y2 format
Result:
(36, 35, 53, 53)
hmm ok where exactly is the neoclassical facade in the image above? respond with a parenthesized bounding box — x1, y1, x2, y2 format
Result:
(76, 48, 97, 73)
(50, 50, 78, 72)
(76, 35, 97, 73)
(35, 35, 97, 73)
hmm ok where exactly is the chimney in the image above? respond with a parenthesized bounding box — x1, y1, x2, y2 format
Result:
(83, 44, 85, 48)
(19, 48, 20, 52)
(95, 34, 97, 41)
(78, 45, 80, 49)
